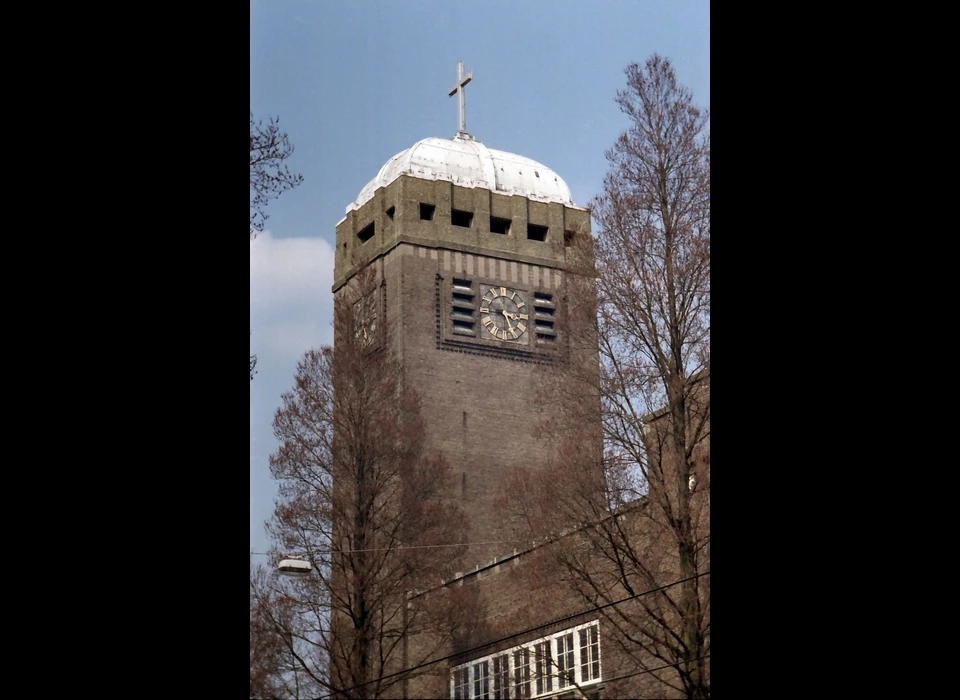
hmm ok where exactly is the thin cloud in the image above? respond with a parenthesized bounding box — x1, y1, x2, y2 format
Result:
(250, 231, 336, 361)
(250, 230, 338, 553)
(250, 231, 335, 310)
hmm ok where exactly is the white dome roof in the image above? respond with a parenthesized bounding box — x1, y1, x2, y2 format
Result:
(347, 136, 575, 213)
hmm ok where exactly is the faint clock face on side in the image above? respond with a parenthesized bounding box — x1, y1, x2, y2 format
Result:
(480, 285, 529, 343)
(353, 291, 377, 346)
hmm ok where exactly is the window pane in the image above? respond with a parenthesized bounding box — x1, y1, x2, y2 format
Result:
(493, 655, 510, 699)
(474, 660, 489, 699)
(454, 625, 599, 700)
(454, 667, 470, 699)
(513, 649, 530, 699)
(535, 642, 552, 694)
(560, 633, 574, 687)
(578, 625, 601, 683)
(591, 626, 599, 680)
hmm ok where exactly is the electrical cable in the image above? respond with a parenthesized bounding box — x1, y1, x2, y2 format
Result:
(312, 569, 710, 699)
(598, 653, 710, 688)
(250, 539, 520, 556)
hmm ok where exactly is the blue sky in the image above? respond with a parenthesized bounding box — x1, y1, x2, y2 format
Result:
(250, 0, 710, 555)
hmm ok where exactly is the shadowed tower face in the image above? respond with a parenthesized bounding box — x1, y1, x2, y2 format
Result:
(332, 63, 600, 567)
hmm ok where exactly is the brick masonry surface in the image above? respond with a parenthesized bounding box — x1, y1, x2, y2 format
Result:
(329, 174, 708, 699)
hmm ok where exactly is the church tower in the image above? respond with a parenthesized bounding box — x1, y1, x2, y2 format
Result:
(332, 63, 598, 566)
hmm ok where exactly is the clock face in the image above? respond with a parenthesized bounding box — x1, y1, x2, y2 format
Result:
(353, 292, 378, 345)
(480, 285, 529, 342)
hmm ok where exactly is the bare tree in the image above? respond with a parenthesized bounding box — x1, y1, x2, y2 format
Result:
(250, 561, 281, 699)
(508, 55, 710, 699)
(250, 113, 303, 380)
(251, 558, 313, 699)
(259, 266, 469, 699)
(251, 332, 258, 381)
(250, 113, 304, 239)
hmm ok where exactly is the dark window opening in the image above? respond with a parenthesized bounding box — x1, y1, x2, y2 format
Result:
(527, 223, 548, 241)
(385, 205, 395, 220)
(564, 229, 575, 246)
(490, 216, 511, 235)
(357, 221, 375, 243)
(452, 209, 474, 228)
(420, 203, 435, 221)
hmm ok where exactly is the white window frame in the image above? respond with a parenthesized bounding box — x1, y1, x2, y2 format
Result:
(473, 659, 490, 699)
(534, 640, 552, 696)
(555, 632, 575, 689)
(492, 653, 510, 699)
(454, 666, 471, 699)
(578, 624, 600, 684)
(450, 620, 601, 699)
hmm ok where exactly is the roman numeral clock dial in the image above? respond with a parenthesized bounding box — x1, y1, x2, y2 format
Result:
(480, 285, 528, 343)
(353, 291, 378, 347)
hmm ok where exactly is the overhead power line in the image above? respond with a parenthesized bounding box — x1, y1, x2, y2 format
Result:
(600, 653, 711, 687)
(314, 569, 710, 699)
(250, 539, 519, 557)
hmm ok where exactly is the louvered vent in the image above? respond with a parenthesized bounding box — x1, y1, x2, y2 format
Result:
(534, 292, 557, 342)
(451, 279, 477, 336)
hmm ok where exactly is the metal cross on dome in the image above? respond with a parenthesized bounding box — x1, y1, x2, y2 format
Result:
(448, 60, 473, 138)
